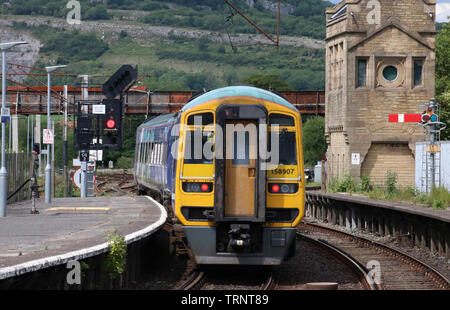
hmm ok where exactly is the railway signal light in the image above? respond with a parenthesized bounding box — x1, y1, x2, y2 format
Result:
(102, 65, 138, 99)
(101, 99, 123, 149)
(106, 118, 116, 129)
(421, 108, 438, 124)
(33, 143, 40, 155)
(33, 143, 40, 170)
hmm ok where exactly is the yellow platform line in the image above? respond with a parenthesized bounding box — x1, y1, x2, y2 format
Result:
(49, 207, 110, 211)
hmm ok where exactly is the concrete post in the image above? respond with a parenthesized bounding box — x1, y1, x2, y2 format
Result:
(35, 115, 41, 177)
(0, 50, 7, 217)
(80, 75, 89, 199)
(63, 85, 68, 197)
(12, 114, 18, 153)
(44, 72, 52, 203)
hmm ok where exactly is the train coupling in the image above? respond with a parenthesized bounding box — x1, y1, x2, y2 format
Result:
(227, 224, 251, 251)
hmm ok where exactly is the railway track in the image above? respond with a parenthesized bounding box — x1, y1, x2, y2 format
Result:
(95, 173, 136, 196)
(175, 267, 275, 291)
(299, 221, 450, 290)
(296, 232, 376, 290)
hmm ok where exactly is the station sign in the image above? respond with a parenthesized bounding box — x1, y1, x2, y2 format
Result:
(92, 104, 106, 115)
(351, 153, 361, 165)
(1, 108, 10, 123)
(72, 158, 96, 168)
(43, 129, 54, 144)
(72, 168, 96, 189)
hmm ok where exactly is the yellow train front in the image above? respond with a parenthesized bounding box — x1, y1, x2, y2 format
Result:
(174, 86, 305, 265)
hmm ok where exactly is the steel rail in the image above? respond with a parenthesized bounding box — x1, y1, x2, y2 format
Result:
(300, 221, 450, 290)
(175, 269, 205, 290)
(296, 231, 376, 290)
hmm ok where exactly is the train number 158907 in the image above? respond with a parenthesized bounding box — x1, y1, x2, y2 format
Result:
(271, 168, 295, 175)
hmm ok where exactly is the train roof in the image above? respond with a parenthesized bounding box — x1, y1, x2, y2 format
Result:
(138, 113, 177, 129)
(181, 86, 299, 113)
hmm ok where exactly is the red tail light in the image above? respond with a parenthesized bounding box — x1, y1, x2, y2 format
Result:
(272, 184, 280, 193)
(201, 183, 209, 192)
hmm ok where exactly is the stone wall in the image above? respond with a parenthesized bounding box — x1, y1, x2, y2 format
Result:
(325, 0, 436, 187)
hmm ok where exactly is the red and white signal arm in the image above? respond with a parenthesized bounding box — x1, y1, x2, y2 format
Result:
(388, 114, 422, 123)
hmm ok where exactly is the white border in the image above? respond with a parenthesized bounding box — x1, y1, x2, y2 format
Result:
(0, 196, 167, 280)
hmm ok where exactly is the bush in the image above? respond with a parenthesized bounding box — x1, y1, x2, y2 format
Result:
(116, 156, 134, 169)
(104, 230, 127, 280)
(328, 174, 356, 193)
(429, 186, 450, 207)
(360, 174, 371, 192)
(339, 174, 356, 192)
(385, 170, 398, 198)
(432, 200, 446, 210)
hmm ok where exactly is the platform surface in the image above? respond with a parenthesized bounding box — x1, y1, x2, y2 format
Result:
(0, 196, 166, 276)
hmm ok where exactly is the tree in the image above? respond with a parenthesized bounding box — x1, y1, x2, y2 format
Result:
(241, 74, 292, 91)
(436, 23, 450, 140)
(302, 116, 327, 167)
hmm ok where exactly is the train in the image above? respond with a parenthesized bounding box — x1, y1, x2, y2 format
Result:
(134, 86, 305, 265)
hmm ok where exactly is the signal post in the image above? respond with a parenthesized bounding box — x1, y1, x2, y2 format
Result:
(74, 65, 137, 198)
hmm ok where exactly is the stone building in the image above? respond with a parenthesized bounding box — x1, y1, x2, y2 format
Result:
(325, 0, 436, 187)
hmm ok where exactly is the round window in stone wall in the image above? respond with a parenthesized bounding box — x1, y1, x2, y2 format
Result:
(376, 58, 406, 88)
(382, 66, 398, 82)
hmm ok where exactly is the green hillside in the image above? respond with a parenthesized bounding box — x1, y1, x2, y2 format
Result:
(2, 0, 333, 91)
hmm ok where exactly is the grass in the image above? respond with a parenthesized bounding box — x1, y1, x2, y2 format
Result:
(328, 172, 450, 210)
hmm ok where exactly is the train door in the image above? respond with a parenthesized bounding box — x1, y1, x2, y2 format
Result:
(225, 120, 257, 217)
(214, 104, 266, 223)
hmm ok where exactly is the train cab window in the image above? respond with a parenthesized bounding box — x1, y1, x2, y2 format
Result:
(184, 130, 214, 164)
(187, 112, 214, 126)
(232, 131, 250, 165)
(269, 131, 297, 165)
(269, 114, 295, 127)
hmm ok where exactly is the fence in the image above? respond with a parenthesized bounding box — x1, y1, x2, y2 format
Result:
(5, 152, 32, 204)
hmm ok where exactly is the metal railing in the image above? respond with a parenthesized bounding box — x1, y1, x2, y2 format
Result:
(6, 152, 32, 203)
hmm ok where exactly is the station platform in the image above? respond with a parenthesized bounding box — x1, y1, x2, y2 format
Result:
(0, 196, 167, 280)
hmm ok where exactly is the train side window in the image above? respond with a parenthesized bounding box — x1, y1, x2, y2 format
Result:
(150, 144, 154, 165)
(184, 130, 214, 164)
(269, 114, 295, 127)
(157, 144, 162, 165)
(269, 131, 297, 165)
(139, 143, 142, 163)
(147, 142, 153, 164)
(187, 112, 214, 126)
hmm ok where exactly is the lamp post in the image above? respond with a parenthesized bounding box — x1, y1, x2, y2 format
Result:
(44, 65, 67, 204)
(0, 41, 27, 217)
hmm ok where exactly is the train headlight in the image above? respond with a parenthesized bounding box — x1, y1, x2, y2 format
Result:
(280, 184, 290, 193)
(182, 182, 213, 193)
(268, 183, 299, 194)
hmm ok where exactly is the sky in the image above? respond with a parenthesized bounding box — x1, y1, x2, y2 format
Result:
(327, 0, 450, 23)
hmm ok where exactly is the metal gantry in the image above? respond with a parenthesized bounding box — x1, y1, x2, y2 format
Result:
(419, 99, 447, 193)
